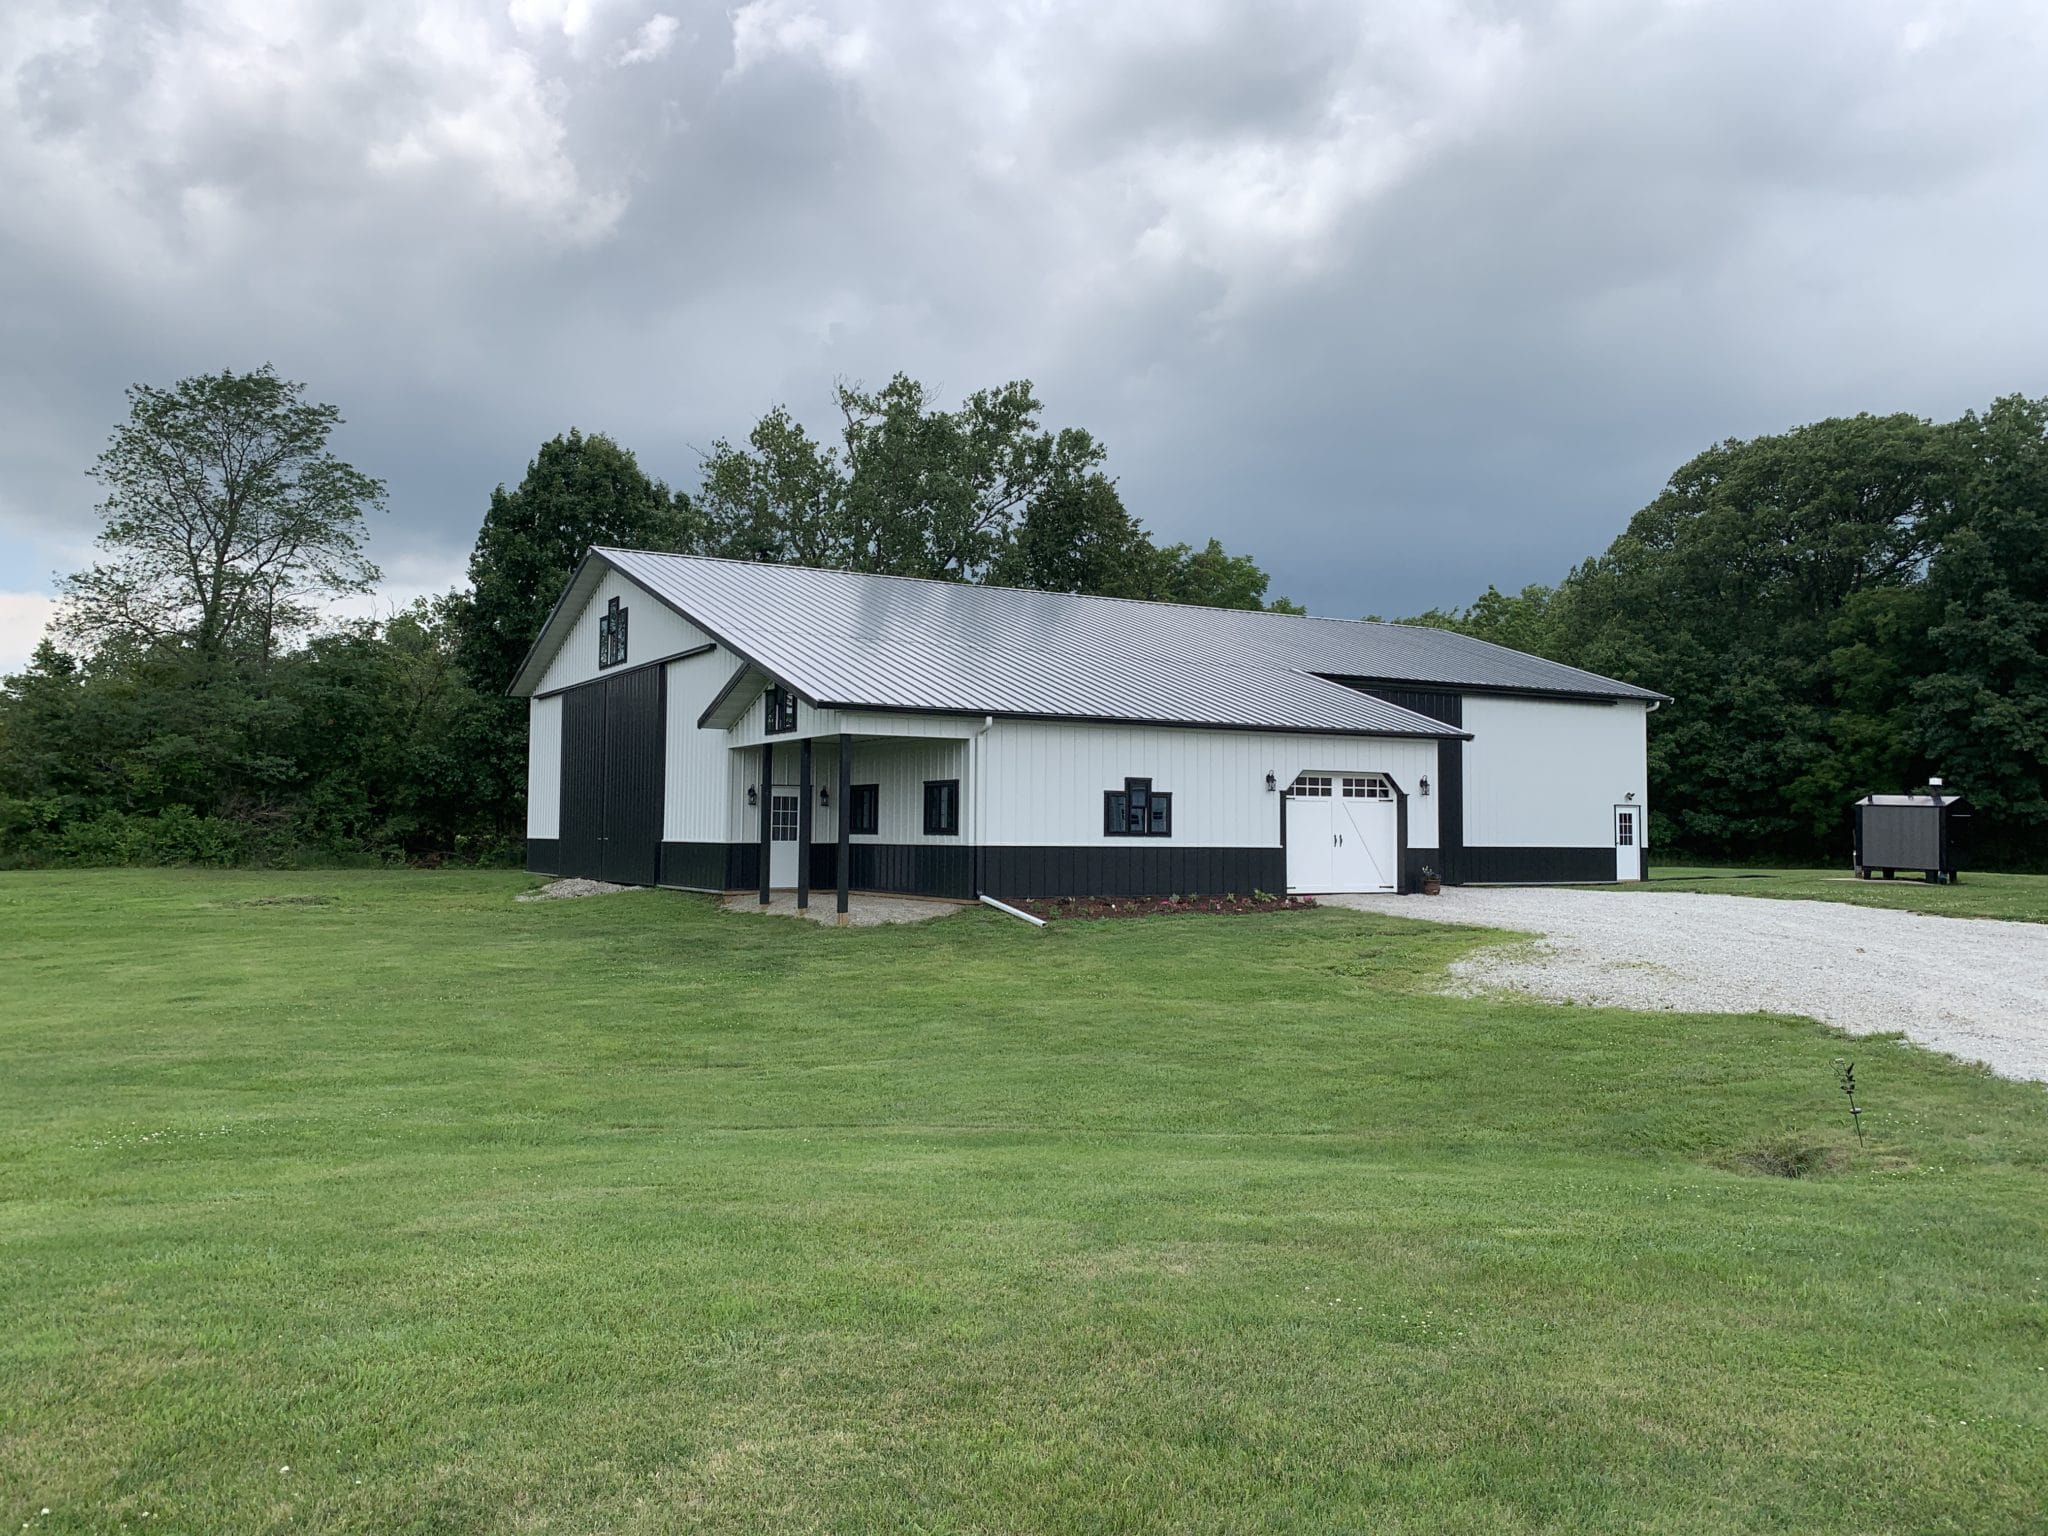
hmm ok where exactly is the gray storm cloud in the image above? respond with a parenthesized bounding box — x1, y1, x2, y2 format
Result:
(2, 0, 2044, 668)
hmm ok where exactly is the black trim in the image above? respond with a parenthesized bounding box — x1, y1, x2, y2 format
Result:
(980, 845, 1286, 900)
(526, 838, 562, 875)
(1322, 672, 1667, 705)
(924, 779, 961, 837)
(757, 742, 773, 903)
(532, 644, 715, 700)
(1459, 846, 1616, 883)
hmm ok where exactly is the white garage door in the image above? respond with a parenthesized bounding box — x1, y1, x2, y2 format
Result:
(1286, 774, 1398, 893)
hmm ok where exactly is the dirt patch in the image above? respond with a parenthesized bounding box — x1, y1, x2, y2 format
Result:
(723, 892, 964, 926)
(231, 895, 333, 908)
(1020, 892, 1317, 921)
(518, 878, 641, 902)
(1732, 1136, 1849, 1179)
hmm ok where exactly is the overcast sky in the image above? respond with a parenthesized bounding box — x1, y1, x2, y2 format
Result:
(4, 0, 2046, 671)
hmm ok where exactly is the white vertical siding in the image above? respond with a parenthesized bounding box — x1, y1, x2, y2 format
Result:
(526, 695, 562, 838)
(1462, 695, 1648, 847)
(533, 568, 714, 697)
(663, 648, 746, 842)
(740, 735, 971, 846)
(978, 720, 1441, 849)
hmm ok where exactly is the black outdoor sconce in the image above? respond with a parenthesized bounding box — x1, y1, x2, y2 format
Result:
(819, 786, 830, 806)
(1265, 772, 1277, 792)
(746, 786, 758, 807)
(1419, 776, 1431, 796)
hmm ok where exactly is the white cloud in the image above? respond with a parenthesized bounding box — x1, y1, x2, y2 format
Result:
(728, 0, 872, 79)
(0, 593, 59, 676)
(614, 13, 680, 66)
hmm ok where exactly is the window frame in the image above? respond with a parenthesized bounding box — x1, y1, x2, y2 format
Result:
(848, 783, 880, 837)
(597, 596, 628, 670)
(923, 779, 960, 837)
(764, 685, 797, 735)
(1104, 777, 1173, 838)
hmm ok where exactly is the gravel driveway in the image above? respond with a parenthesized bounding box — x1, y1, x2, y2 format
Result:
(1327, 887, 2048, 1084)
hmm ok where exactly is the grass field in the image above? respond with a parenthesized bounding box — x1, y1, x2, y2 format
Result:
(3, 870, 2045, 1534)
(1643, 864, 2048, 923)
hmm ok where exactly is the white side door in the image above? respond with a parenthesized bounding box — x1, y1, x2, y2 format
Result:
(1614, 805, 1640, 882)
(769, 787, 800, 888)
(1286, 793, 1333, 893)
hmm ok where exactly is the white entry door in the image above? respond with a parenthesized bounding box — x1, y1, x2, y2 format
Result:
(1613, 805, 1640, 882)
(769, 788, 800, 888)
(1287, 774, 1398, 893)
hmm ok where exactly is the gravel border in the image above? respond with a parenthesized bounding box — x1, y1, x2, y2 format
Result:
(1326, 886, 2048, 1084)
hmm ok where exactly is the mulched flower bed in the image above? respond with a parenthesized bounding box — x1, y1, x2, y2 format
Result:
(1020, 892, 1317, 920)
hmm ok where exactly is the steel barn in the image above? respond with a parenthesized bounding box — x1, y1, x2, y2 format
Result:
(511, 549, 1669, 917)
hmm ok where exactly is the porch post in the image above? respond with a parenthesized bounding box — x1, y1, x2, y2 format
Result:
(758, 741, 773, 904)
(797, 736, 813, 909)
(836, 733, 852, 925)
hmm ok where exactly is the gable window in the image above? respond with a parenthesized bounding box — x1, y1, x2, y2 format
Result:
(597, 596, 628, 669)
(923, 779, 960, 837)
(764, 685, 797, 735)
(848, 783, 880, 837)
(1104, 777, 1172, 837)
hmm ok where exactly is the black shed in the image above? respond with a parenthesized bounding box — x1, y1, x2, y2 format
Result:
(1853, 788, 1969, 884)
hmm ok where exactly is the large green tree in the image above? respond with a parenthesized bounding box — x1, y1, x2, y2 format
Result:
(61, 366, 385, 663)
(1910, 396, 2048, 851)
(691, 374, 1296, 609)
(450, 430, 690, 837)
(1406, 401, 2048, 866)
(454, 430, 689, 696)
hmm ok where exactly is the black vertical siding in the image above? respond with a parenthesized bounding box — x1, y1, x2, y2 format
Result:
(558, 684, 606, 879)
(978, 845, 1284, 900)
(598, 665, 664, 886)
(554, 669, 665, 886)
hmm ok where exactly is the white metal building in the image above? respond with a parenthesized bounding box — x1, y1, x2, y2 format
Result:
(511, 549, 1667, 915)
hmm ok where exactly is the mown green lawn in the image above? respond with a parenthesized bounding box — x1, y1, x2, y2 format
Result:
(1643, 865, 2048, 923)
(2, 870, 2044, 1535)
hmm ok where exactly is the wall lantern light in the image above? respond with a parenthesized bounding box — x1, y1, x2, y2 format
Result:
(1625, 791, 1636, 802)
(1265, 772, 1277, 792)
(819, 787, 831, 806)
(746, 786, 758, 807)
(1419, 776, 1430, 797)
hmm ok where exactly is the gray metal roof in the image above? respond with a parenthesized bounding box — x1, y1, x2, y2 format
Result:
(512, 549, 1666, 734)
(1859, 794, 1965, 807)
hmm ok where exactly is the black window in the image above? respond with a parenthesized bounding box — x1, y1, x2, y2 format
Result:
(764, 685, 797, 734)
(597, 596, 628, 669)
(1104, 777, 1172, 837)
(923, 779, 960, 837)
(848, 783, 880, 836)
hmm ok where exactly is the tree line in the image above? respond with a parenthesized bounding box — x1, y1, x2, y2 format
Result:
(0, 368, 1299, 867)
(1400, 398, 2048, 867)
(4, 370, 2042, 870)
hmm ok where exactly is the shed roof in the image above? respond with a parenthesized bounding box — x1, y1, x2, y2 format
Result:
(511, 549, 1667, 736)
